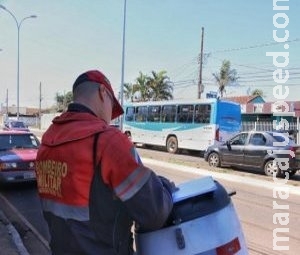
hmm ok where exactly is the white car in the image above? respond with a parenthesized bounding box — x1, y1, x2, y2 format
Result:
(3, 120, 30, 132)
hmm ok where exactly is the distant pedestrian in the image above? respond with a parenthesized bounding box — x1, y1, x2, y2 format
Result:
(35, 70, 174, 255)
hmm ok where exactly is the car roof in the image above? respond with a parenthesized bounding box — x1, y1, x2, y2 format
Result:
(242, 130, 288, 135)
(0, 130, 33, 135)
(5, 120, 25, 123)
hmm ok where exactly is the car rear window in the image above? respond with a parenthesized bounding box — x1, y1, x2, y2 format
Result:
(271, 132, 296, 145)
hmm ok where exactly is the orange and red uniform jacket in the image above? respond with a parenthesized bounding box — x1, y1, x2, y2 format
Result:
(35, 103, 173, 255)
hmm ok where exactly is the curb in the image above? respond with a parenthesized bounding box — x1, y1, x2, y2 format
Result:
(0, 193, 51, 255)
(142, 157, 300, 196)
(0, 209, 29, 255)
(6, 219, 30, 255)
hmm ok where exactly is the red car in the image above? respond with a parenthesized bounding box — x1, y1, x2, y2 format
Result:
(0, 131, 40, 183)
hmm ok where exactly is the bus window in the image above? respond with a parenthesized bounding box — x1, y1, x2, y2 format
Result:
(195, 104, 211, 123)
(148, 106, 161, 122)
(135, 106, 147, 122)
(178, 105, 194, 123)
(162, 105, 176, 122)
(125, 107, 135, 121)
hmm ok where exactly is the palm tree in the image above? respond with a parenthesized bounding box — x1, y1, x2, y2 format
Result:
(123, 83, 133, 101)
(133, 72, 151, 101)
(126, 70, 174, 102)
(148, 70, 173, 101)
(124, 82, 146, 102)
(212, 60, 239, 98)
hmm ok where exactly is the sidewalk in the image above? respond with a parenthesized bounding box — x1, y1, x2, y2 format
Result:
(0, 208, 29, 255)
(0, 194, 51, 255)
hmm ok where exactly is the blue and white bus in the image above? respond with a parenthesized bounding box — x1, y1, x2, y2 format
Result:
(123, 98, 241, 153)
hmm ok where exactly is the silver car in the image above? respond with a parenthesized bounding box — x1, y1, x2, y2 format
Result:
(204, 131, 300, 177)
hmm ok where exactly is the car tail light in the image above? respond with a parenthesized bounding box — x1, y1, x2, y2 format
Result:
(288, 146, 298, 159)
(216, 237, 241, 255)
(290, 147, 300, 159)
(289, 147, 295, 159)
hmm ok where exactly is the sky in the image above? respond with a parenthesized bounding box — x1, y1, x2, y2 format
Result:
(0, 0, 299, 109)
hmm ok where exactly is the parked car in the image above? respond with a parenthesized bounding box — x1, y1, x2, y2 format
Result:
(0, 130, 40, 183)
(3, 120, 30, 132)
(204, 130, 300, 177)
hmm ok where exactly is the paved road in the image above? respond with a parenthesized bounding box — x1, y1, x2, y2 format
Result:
(2, 134, 300, 254)
(141, 157, 300, 255)
(137, 148, 300, 255)
(136, 146, 300, 184)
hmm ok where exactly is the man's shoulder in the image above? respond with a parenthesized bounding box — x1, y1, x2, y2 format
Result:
(101, 125, 125, 139)
(99, 125, 132, 147)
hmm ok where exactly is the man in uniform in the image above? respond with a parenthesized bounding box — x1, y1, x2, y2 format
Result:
(35, 70, 174, 255)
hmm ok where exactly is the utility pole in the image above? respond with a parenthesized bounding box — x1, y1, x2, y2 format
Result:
(198, 27, 204, 99)
(119, 0, 127, 131)
(6, 89, 9, 118)
(39, 82, 42, 129)
(6, 89, 8, 113)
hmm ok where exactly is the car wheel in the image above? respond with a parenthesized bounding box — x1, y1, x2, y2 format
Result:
(208, 152, 220, 167)
(264, 160, 282, 177)
(166, 136, 178, 154)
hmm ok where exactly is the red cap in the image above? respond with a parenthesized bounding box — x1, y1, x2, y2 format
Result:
(73, 70, 124, 120)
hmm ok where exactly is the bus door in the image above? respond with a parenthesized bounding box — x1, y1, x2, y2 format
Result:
(147, 105, 163, 145)
(194, 104, 214, 150)
(177, 104, 196, 149)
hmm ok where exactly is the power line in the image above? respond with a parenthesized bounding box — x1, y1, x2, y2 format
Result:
(170, 39, 300, 91)
(171, 36, 300, 98)
(238, 67, 300, 76)
(207, 38, 300, 54)
(239, 72, 300, 79)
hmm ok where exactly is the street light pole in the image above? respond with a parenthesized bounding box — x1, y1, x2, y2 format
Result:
(119, 0, 127, 131)
(0, 5, 36, 120)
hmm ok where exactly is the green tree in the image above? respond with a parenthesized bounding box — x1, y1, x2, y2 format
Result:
(123, 83, 133, 101)
(128, 70, 174, 102)
(133, 72, 151, 101)
(124, 79, 148, 102)
(148, 70, 173, 101)
(212, 60, 239, 98)
(55, 91, 73, 112)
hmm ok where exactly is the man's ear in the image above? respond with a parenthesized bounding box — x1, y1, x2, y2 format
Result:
(98, 87, 105, 102)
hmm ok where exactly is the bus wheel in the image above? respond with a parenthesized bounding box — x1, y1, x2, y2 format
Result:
(166, 136, 178, 154)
